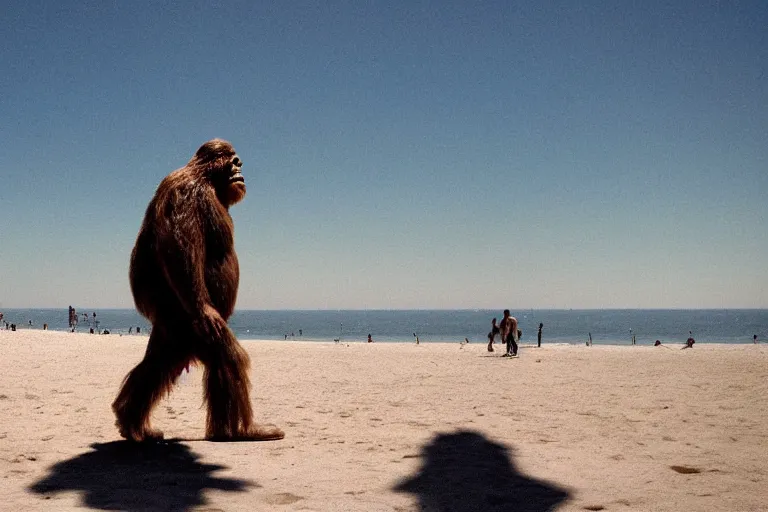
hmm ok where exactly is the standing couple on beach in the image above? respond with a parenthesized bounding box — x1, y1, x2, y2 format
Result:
(487, 309, 519, 357)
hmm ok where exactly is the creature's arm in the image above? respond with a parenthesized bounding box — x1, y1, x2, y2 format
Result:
(156, 189, 227, 336)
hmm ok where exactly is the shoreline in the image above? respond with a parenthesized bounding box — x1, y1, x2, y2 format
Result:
(1, 330, 766, 511)
(1, 328, 762, 347)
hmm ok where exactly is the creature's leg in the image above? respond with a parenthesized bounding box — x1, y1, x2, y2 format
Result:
(199, 328, 284, 441)
(112, 326, 188, 442)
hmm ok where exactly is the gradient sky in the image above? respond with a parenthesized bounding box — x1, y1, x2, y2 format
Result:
(1, 0, 766, 310)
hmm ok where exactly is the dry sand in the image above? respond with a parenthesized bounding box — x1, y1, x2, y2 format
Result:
(1, 329, 766, 511)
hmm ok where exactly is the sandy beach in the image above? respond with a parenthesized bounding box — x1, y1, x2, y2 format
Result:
(1, 330, 766, 511)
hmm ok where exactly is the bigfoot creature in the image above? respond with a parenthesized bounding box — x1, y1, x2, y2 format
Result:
(113, 139, 283, 442)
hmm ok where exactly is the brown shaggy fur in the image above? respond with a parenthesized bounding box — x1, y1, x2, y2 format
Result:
(112, 139, 283, 442)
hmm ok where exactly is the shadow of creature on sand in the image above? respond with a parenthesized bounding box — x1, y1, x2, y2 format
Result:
(29, 440, 256, 511)
(394, 430, 570, 512)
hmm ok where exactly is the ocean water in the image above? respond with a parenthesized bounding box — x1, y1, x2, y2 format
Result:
(1, 308, 765, 346)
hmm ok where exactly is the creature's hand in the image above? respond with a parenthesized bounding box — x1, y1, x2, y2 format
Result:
(195, 304, 228, 340)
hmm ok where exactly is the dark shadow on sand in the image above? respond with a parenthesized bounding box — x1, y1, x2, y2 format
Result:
(29, 440, 255, 511)
(394, 430, 570, 512)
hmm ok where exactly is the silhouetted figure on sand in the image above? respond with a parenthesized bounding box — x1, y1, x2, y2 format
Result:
(487, 318, 500, 352)
(500, 310, 518, 357)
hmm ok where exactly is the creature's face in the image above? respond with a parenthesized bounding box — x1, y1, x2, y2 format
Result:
(221, 154, 246, 206)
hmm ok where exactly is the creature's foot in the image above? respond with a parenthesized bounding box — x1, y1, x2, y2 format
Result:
(117, 422, 164, 443)
(207, 423, 285, 442)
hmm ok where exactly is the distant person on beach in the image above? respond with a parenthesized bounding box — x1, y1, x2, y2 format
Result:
(654, 340, 661, 346)
(588, 332, 592, 346)
(128, 327, 133, 334)
(368, 334, 374, 343)
(43, 323, 48, 330)
(537, 323, 543, 347)
(682, 332, 695, 349)
(413, 333, 420, 345)
(754, 334, 758, 344)
(299, 329, 302, 336)
(500, 310, 518, 357)
(136, 326, 140, 334)
(487, 318, 500, 352)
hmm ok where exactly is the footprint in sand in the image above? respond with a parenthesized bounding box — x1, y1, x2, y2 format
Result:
(264, 492, 304, 505)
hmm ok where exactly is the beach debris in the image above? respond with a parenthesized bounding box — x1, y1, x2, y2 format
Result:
(670, 465, 702, 474)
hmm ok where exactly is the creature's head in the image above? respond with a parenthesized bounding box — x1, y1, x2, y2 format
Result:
(192, 139, 246, 207)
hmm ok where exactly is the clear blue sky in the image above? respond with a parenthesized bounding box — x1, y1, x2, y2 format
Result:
(1, 0, 766, 309)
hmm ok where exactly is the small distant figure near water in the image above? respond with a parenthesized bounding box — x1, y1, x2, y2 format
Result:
(654, 340, 661, 346)
(28, 320, 33, 327)
(487, 317, 500, 352)
(500, 310, 518, 357)
(367, 334, 374, 343)
(413, 333, 419, 345)
(682, 332, 695, 349)
(754, 334, 758, 344)
(299, 329, 302, 336)
(136, 326, 140, 334)
(43, 323, 48, 330)
(587, 332, 592, 346)
(537, 323, 543, 347)
(128, 327, 133, 334)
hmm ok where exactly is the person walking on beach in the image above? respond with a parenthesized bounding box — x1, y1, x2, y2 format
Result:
(683, 332, 695, 349)
(367, 334, 374, 343)
(500, 310, 518, 357)
(537, 323, 543, 347)
(487, 317, 500, 352)
(754, 334, 758, 344)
